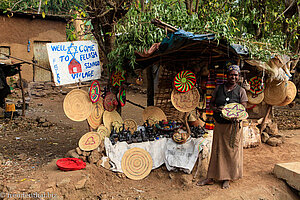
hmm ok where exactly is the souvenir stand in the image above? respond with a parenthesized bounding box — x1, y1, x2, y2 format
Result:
(55, 30, 296, 179)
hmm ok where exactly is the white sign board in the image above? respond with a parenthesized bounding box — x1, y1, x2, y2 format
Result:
(46, 41, 101, 86)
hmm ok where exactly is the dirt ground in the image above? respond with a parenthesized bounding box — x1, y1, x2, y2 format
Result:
(0, 87, 300, 200)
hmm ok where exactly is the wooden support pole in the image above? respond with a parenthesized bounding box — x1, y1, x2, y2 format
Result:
(18, 66, 26, 116)
(147, 65, 154, 106)
(260, 104, 272, 134)
(184, 112, 191, 136)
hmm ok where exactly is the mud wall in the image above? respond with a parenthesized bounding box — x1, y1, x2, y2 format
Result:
(0, 15, 66, 81)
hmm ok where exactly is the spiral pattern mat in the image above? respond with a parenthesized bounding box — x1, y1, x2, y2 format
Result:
(63, 89, 93, 122)
(89, 80, 101, 103)
(87, 102, 104, 129)
(121, 147, 153, 180)
(249, 76, 265, 95)
(174, 70, 196, 92)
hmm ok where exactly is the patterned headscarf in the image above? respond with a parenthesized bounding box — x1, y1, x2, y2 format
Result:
(227, 65, 240, 73)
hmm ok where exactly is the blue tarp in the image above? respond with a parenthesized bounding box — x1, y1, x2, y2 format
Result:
(160, 29, 247, 55)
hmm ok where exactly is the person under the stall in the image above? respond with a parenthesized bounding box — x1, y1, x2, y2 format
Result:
(197, 65, 248, 189)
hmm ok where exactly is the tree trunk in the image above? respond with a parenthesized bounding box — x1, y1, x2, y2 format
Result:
(147, 65, 154, 106)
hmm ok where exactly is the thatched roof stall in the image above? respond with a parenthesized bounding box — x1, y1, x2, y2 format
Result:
(134, 29, 248, 121)
(135, 29, 247, 71)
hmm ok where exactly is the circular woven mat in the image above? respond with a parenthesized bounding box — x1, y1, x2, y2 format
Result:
(264, 80, 287, 105)
(78, 132, 101, 151)
(124, 119, 138, 135)
(97, 125, 109, 139)
(89, 80, 101, 103)
(277, 81, 297, 106)
(63, 89, 93, 122)
(103, 110, 123, 133)
(222, 103, 248, 120)
(87, 102, 104, 130)
(103, 92, 118, 112)
(171, 87, 200, 112)
(142, 106, 167, 123)
(249, 76, 265, 95)
(121, 147, 153, 180)
(247, 91, 264, 105)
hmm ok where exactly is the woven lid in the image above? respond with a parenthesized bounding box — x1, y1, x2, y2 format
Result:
(103, 92, 118, 112)
(142, 106, 167, 123)
(247, 91, 264, 105)
(78, 132, 101, 151)
(87, 101, 104, 129)
(97, 125, 110, 139)
(121, 147, 153, 180)
(172, 132, 188, 144)
(63, 89, 93, 121)
(89, 80, 101, 103)
(103, 110, 123, 133)
(171, 87, 200, 112)
(124, 119, 138, 134)
(264, 80, 287, 105)
(277, 81, 297, 106)
(118, 87, 126, 107)
(222, 103, 248, 120)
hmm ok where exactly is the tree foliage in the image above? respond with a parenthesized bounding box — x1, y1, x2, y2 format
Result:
(2, 0, 299, 72)
(108, 0, 299, 72)
(0, 0, 83, 15)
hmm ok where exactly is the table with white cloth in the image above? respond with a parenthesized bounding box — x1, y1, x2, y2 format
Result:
(104, 135, 212, 174)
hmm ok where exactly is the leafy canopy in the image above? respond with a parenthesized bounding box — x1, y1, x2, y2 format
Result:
(108, 0, 298, 71)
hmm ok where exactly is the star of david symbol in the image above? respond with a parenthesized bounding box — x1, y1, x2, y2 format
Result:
(67, 43, 78, 58)
(224, 105, 244, 118)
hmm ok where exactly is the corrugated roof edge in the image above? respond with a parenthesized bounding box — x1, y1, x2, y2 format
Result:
(0, 9, 70, 22)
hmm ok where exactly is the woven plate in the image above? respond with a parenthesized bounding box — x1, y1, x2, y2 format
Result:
(121, 147, 153, 180)
(118, 87, 126, 107)
(174, 70, 196, 92)
(277, 81, 297, 106)
(142, 106, 167, 123)
(222, 103, 248, 120)
(247, 91, 264, 105)
(63, 89, 93, 122)
(103, 110, 123, 133)
(78, 132, 101, 151)
(103, 92, 118, 112)
(87, 101, 104, 130)
(171, 87, 200, 112)
(264, 80, 287, 105)
(97, 125, 110, 139)
(112, 71, 125, 87)
(249, 76, 265, 95)
(124, 119, 138, 134)
(89, 80, 101, 103)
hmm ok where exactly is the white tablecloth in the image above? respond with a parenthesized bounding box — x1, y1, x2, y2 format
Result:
(104, 135, 212, 174)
